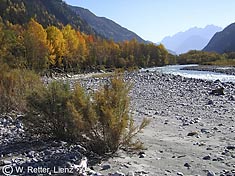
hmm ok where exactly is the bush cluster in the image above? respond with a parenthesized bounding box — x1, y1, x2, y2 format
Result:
(24, 75, 150, 154)
(0, 64, 43, 113)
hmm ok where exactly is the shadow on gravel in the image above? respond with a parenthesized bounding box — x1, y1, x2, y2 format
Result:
(0, 138, 111, 169)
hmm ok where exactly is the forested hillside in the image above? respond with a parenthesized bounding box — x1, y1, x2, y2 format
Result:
(70, 6, 146, 43)
(0, 0, 95, 34)
(203, 23, 235, 54)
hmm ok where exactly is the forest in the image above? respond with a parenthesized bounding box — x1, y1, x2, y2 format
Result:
(178, 50, 235, 66)
(0, 18, 177, 74)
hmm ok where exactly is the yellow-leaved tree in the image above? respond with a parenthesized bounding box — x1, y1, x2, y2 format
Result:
(46, 26, 66, 68)
(62, 25, 79, 72)
(24, 19, 49, 72)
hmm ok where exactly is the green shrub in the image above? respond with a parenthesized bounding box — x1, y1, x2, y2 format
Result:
(0, 65, 43, 113)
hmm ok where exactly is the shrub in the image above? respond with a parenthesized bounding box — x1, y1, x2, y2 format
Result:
(90, 75, 150, 154)
(24, 81, 77, 140)
(24, 75, 150, 155)
(68, 75, 150, 154)
(0, 65, 43, 113)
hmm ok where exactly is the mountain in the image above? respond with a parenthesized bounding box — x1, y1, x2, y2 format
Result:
(203, 23, 235, 53)
(0, 0, 96, 34)
(161, 25, 222, 54)
(70, 6, 146, 43)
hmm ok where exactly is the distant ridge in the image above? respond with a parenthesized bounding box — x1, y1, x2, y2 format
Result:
(161, 25, 222, 54)
(203, 23, 235, 53)
(70, 6, 146, 43)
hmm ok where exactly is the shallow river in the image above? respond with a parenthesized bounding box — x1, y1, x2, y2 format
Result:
(141, 64, 235, 83)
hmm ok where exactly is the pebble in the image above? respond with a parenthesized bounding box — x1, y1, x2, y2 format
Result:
(187, 131, 198, 136)
(201, 128, 210, 134)
(111, 171, 125, 176)
(207, 100, 214, 105)
(227, 145, 235, 150)
(203, 155, 211, 160)
(177, 172, 184, 176)
(127, 171, 135, 176)
(184, 162, 191, 168)
(102, 164, 111, 170)
(138, 151, 146, 158)
(207, 170, 216, 176)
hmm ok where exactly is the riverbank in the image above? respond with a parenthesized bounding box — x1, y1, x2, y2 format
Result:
(80, 70, 235, 176)
(182, 65, 235, 76)
(1, 70, 235, 176)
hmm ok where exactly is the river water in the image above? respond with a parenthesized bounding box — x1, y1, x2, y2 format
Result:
(141, 64, 235, 83)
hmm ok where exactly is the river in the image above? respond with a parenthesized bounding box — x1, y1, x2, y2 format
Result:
(141, 64, 235, 83)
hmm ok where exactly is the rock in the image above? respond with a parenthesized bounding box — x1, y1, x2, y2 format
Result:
(31, 158, 38, 162)
(27, 151, 35, 158)
(183, 122, 190, 126)
(203, 155, 211, 160)
(139, 153, 146, 158)
(0, 160, 5, 166)
(177, 172, 184, 176)
(127, 171, 135, 176)
(201, 128, 210, 134)
(214, 157, 224, 161)
(111, 171, 125, 176)
(207, 170, 216, 176)
(187, 131, 198, 136)
(2, 160, 11, 165)
(101, 164, 111, 170)
(228, 95, 235, 101)
(138, 151, 146, 158)
(207, 100, 214, 105)
(209, 87, 225, 96)
(165, 169, 171, 173)
(227, 145, 235, 150)
(184, 162, 191, 168)
(135, 170, 149, 174)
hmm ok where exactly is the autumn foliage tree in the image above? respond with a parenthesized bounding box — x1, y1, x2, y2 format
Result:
(1, 19, 175, 73)
(46, 26, 66, 68)
(62, 25, 79, 72)
(24, 19, 49, 72)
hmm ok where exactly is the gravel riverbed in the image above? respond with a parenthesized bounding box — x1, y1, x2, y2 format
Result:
(1, 70, 235, 176)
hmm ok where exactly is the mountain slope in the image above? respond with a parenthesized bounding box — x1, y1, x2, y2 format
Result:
(203, 23, 235, 53)
(161, 25, 222, 54)
(70, 6, 146, 43)
(0, 0, 95, 34)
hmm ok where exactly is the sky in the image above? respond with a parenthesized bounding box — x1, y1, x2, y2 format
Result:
(64, 0, 235, 43)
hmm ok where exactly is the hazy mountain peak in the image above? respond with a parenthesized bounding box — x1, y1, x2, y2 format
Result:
(161, 25, 222, 54)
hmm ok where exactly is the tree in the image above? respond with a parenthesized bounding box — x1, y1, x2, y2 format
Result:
(46, 26, 66, 68)
(62, 25, 79, 71)
(24, 19, 49, 72)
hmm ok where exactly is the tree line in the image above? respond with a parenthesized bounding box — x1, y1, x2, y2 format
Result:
(0, 18, 177, 74)
(178, 50, 235, 66)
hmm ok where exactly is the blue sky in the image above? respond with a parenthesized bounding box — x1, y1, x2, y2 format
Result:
(65, 0, 235, 42)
